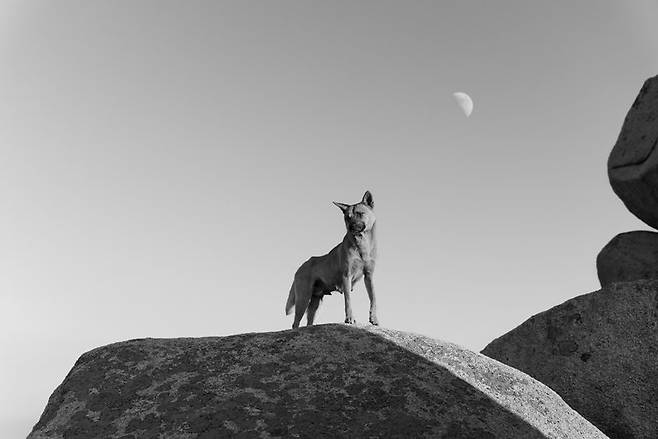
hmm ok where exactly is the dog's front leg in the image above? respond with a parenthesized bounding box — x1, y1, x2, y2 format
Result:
(342, 277, 356, 324)
(364, 273, 378, 326)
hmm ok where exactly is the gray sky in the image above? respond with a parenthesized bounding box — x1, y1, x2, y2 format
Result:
(2, 1, 658, 436)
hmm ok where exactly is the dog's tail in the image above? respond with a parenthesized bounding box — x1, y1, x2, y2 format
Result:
(285, 283, 295, 315)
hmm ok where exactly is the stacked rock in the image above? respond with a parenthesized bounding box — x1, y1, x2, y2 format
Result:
(599, 74, 658, 287)
(480, 76, 658, 439)
(482, 280, 658, 439)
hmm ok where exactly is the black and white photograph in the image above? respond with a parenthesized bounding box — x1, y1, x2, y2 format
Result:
(2, 1, 658, 438)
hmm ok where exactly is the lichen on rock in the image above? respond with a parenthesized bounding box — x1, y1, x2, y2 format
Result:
(29, 324, 606, 439)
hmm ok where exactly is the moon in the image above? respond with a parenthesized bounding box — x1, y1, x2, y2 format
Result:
(452, 92, 474, 117)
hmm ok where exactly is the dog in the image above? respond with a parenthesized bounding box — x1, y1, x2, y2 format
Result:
(285, 191, 378, 329)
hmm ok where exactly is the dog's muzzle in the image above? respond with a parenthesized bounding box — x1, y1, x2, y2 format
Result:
(350, 223, 366, 233)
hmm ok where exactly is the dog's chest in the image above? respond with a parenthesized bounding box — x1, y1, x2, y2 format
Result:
(349, 257, 365, 276)
(346, 246, 374, 276)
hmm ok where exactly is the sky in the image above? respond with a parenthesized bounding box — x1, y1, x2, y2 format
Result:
(2, 1, 658, 436)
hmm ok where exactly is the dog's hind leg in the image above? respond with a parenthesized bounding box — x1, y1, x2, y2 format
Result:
(306, 295, 322, 326)
(292, 282, 312, 329)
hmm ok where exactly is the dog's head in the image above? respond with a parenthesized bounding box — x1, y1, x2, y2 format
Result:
(333, 191, 376, 237)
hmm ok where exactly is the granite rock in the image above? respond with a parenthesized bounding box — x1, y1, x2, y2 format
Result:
(596, 230, 658, 287)
(608, 74, 658, 229)
(29, 324, 606, 439)
(482, 280, 658, 439)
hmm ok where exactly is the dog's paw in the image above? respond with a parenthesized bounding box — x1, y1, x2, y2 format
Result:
(344, 317, 357, 325)
(369, 316, 379, 326)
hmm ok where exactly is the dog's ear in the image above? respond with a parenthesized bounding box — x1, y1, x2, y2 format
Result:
(333, 201, 350, 213)
(362, 191, 374, 208)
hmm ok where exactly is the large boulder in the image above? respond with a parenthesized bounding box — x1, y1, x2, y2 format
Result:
(608, 74, 658, 229)
(482, 281, 658, 439)
(596, 231, 658, 287)
(29, 324, 605, 439)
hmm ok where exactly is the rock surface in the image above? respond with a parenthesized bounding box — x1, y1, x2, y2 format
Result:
(482, 280, 658, 439)
(29, 324, 605, 439)
(597, 231, 658, 287)
(608, 74, 658, 229)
